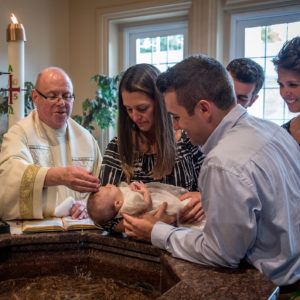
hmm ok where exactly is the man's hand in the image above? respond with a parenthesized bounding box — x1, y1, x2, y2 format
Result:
(123, 202, 176, 241)
(179, 192, 205, 224)
(123, 213, 155, 242)
(45, 166, 100, 193)
(69, 200, 88, 220)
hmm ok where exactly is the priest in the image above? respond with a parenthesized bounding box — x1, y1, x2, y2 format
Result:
(0, 67, 101, 220)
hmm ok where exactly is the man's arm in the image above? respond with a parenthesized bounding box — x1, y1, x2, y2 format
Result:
(124, 167, 258, 269)
(45, 166, 99, 192)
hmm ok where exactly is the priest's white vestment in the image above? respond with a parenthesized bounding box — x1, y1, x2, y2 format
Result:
(0, 110, 101, 220)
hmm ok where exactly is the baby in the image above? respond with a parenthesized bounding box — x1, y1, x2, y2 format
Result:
(87, 181, 206, 230)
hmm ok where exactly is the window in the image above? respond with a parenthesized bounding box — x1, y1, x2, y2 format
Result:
(231, 7, 300, 125)
(96, 2, 190, 153)
(124, 21, 188, 71)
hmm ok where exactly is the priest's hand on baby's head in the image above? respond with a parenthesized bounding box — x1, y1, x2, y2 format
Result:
(61, 166, 100, 192)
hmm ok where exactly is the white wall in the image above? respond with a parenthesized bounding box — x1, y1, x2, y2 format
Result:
(0, 0, 69, 88)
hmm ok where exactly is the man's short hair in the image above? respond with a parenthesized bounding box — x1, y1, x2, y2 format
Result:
(156, 54, 236, 115)
(226, 58, 265, 100)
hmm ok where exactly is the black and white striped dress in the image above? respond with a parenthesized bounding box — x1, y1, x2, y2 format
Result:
(98, 132, 204, 232)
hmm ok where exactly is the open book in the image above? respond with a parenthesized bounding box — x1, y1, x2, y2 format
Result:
(22, 216, 97, 233)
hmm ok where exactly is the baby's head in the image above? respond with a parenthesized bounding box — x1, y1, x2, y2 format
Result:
(87, 184, 124, 226)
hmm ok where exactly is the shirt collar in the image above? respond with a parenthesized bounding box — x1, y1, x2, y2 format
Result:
(201, 104, 248, 155)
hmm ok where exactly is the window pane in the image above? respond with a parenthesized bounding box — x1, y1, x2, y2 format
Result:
(139, 38, 152, 53)
(248, 89, 264, 118)
(136, 34, 184, 71)
(265, 57, 278, 88)
(245, 26, 265, 57)
(285, 103, 296, 120)
(288, 21, 300, 38)
(264, 88, 284, 120)
(168, 35, 183, 50)
(265, 24, 287, 57)
(153, 49, 167, 65)
(156, 64, 168, 72)
(160, 36, 167, 51)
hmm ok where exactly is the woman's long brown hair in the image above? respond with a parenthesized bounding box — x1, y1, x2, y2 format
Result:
(118, 64, 175, 181)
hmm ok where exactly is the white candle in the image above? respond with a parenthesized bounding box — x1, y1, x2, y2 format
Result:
(6, 13, 26, 128)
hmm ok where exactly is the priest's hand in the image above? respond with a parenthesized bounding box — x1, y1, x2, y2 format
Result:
(179, 192, 205, 224)
(45, 166, 100, 192)
(123, 202, 176, 242)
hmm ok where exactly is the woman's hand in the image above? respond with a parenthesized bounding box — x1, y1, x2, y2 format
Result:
(178, 192, 205, 224)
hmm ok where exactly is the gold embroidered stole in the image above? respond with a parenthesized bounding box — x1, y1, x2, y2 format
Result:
(20, 165, 41, 218)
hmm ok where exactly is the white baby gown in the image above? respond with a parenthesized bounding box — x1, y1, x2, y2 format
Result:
(117, 182, 206, 231)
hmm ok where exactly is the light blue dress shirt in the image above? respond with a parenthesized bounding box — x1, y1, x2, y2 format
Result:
(152, 105, 300, 286)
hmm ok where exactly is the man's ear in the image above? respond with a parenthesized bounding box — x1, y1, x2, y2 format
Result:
(31, 89, 38, 106)
(195, 100, 212, 121)
(248, 95, 259, 107)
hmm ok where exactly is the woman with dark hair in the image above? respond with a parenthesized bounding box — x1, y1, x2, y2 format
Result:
(273, 36, 300, 145)
(99, 63, 204, 232)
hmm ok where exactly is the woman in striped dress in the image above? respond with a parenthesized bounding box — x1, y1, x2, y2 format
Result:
(99, 64, 204, 232)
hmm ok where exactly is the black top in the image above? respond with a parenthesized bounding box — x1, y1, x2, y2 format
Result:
(282, 118, 300, 146)
(282, 119, 292, 133)
(99, 132, 204, 191)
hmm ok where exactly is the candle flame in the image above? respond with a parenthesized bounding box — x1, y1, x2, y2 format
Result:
(10, 13, 18, 24)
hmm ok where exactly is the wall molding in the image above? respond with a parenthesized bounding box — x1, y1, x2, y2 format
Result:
(96, 1, 192, 75)
(224, 0, 300, 11)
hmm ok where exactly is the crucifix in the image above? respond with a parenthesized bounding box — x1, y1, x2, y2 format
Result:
(0, 71, 25, 115)
(8, 73, 21, 105)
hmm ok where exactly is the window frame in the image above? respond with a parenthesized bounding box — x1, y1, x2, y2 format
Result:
(229, 6, 300, 123)
(123, 21, 188, 69)
(230, 5, 300, 60)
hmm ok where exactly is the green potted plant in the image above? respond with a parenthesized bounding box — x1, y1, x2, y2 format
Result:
(72, 73, 122, 133)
